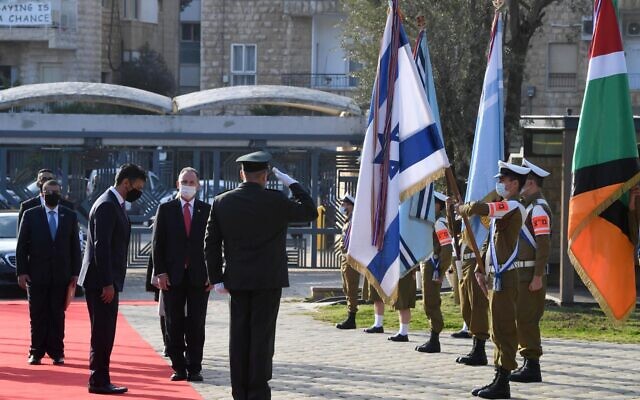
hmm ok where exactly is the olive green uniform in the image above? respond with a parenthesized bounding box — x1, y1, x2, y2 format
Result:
(420, 212, 452, 333)
(515, 192, 552, 360)
(459, 196, 524, 371)
(340, 219, 360, 313)
(362, 273, 415, 309)
(456, 234, 490, 341)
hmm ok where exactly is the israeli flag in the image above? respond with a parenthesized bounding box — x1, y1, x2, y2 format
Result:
(464, 13, 505, 247)
(347, 1, 450, 301)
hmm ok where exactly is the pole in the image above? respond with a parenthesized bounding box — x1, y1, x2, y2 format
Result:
(445, 167, 489, 297)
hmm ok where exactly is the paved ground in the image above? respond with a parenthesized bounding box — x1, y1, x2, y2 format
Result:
(119, 268, 640, 399)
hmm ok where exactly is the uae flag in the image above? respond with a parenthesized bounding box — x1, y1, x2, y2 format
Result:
(569, 0, 640, 323)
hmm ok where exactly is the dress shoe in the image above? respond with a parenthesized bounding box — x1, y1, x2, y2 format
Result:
(88, 384, 128, 394)
(451, 329, 472, 339)
(363, 325, 384, 334)
(187, 371, 203, 382)
(170, 371, 188, 381)
(28, 355, 42, 365)
(387, 333, 409, 342)
(52, 356, 65, 365)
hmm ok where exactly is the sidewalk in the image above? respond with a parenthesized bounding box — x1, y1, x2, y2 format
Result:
(121, 269, 640, 399)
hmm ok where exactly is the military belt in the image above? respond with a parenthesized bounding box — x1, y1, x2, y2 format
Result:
(513, 260, 536, 268)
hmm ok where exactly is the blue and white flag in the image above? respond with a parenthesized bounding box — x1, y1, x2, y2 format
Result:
(347, 1, 450, 301)
(402, 28, 446, 268)
(464, 12, 505, 247)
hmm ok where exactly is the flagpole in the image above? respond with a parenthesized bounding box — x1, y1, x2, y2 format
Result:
(445, 167, 489, 297)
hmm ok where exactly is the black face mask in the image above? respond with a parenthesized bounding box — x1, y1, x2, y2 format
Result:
(126, 188, 143, 202)
(44, 193, 60, 207)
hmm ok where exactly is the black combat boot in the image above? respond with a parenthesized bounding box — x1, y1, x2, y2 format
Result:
(415, 331, 440, 353)
(456, 337, 488, 366)
(336, 312, 357, 329)
(471, 367, 499, 397)
(477, 367, 511, 399)
(509, 358, 542, 383)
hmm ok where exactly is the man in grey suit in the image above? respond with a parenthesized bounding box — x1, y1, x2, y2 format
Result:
(78, 164, 146, 395)
(204, 151, 318, 400)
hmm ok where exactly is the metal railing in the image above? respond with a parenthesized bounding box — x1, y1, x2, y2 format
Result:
(281, 73, 357, 89)
(548, 73, 577, 89)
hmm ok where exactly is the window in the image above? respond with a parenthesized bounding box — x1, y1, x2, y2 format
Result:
(181, 23, 200, 42)
(122, 50, 140, 63)
(231, 44, 256, 86)
(122, 0, 139, 19)
(39, 63, 63, 83)
(547, 43, 578, 89)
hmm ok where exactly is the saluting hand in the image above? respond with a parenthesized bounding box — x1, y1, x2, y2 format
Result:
(272, 167, 298, 187)
(101, 285, 115, 304)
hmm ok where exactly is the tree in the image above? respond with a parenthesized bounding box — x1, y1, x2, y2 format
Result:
(120, 43, 176, 97)
(342, 0, 559, 183)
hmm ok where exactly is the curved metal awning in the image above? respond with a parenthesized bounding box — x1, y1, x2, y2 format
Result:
(173, 85, 362, 116)
(0, 82, 174, 114)
(0, 82, 362, 116)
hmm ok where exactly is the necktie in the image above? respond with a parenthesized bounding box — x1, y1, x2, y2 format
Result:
(48, 210, 57, 240)
(183, 203, 192, 237)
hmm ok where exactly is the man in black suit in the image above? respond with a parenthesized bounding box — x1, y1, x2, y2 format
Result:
(204, 151, 318, 400)
(18, 169, 74, 229)
(16, 180, 81, 366)
(78, 164, 146, 395)
(152, 167, 212, 382)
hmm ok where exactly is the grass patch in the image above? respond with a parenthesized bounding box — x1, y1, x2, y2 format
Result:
(311, 293, 640, 343)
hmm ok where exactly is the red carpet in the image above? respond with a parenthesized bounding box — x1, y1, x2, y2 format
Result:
(0, 301, 203, 400)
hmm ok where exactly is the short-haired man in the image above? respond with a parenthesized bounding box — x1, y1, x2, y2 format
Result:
(153, 167, 212, 382)
(457, 161, 530, 399)
(336, 194, 360, 330)
(18, 169, 74, 229)
(78, 164, 147, 395)
(16, 180, 81, 365)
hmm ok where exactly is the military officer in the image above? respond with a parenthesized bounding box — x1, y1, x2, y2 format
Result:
(509, 159, 552, 383)
(457, 161, 529, 400)
(415, 191, 452, 353)
(204, 151, 318, 400)
(336, 194, 360, 330)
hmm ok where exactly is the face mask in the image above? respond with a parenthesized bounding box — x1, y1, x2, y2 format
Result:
(179, 185, 197, 200)
(495, 182, 509, 198)
(126, 188, 143, 202)
(44, 193, 60, 207)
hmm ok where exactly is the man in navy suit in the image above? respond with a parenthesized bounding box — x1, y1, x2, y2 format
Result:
(18, 169, 75, 229)
(16, 179, 81, 366)
(78, 164, 146, 395)
(152, 167, 212, 382)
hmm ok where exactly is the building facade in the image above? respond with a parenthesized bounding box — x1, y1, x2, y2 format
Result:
(0, 0, 102, 87)
(522, 0, 640, 116)
(200, 0, 357, 102)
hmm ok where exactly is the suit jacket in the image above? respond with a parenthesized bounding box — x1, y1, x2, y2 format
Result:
(18, 195, 74, 230)
(78, 189, 130, 291)
(152, 198, 211, 287)
(204, 182, 318, 290)
(16, 205, 81, 286)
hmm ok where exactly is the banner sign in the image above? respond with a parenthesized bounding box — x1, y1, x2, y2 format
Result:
(0, 2, 52, 26)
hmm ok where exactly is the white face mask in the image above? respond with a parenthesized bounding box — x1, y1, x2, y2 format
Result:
(495, 182, 509, 198)
(179, 185, 197, 200)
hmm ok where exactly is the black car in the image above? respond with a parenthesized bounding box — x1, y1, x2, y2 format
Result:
(0, 211, 19, 296)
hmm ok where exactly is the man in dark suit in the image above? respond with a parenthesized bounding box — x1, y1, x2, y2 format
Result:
(18, 169, 74, 229)
(152, 167, 212, 382)
(78, 164, 146, 395)
(204, 151, 318, 400)
(16, 179, 81, 366)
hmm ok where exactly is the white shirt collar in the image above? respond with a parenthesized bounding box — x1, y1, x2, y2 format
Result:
(109, 186, 125, 206)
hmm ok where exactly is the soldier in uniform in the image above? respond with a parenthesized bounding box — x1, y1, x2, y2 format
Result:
(336, 194, 360, 330)
(455, 193, 497, 366)
(510, 159, 552, 383)
(457, 161, 529, 400)
(362, 271, 416, 342)
(204, 151, 317, 400)
(415, 191, 452, 353)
